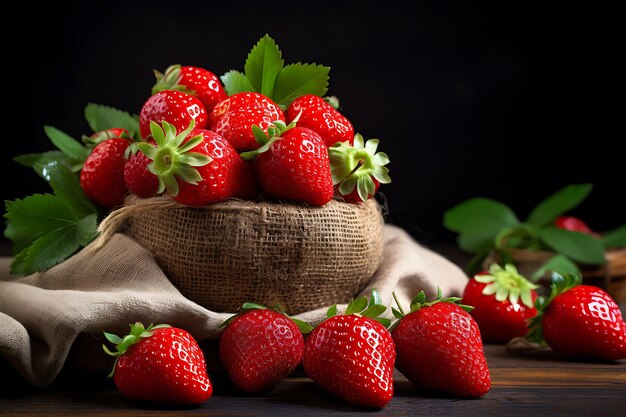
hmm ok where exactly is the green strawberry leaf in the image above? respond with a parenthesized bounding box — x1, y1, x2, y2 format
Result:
(602, 224, 626, 249)
(526, 183, 592, 227)
(221, 70, 255, 96)
(84, 103, 140, 139)
(273, 63, 330, 107)
(34, 160, 96, 217)
(326, 304, 338, 318)
(538, 227, 606, 265)
(44, 126, 90, 163)
(531, 254, 580, 282)
(345, 296, 368, 315)
(444, 198, 520, 254)
(244, 34, 284, 97)
(290, 318, 314, 334)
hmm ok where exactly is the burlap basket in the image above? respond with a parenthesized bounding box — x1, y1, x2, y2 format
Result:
(95, 196, 384, 314)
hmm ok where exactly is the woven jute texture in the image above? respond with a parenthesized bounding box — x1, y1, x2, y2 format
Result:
(96, 196, 384, 314)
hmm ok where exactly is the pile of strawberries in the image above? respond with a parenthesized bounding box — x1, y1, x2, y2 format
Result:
(80, 37, 390, 210)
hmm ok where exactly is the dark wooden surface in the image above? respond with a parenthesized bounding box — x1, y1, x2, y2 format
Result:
(1, 345, 625, 416)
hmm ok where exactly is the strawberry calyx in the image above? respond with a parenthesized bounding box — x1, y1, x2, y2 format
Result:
(83, 128, 132, 146)
(326, 288, 391, 328)
(391, 287, 474, 327)
(526, 272, 582, 344)
(240, 112, 301, 160)
(324, 95, 340, 110)
(102, 322, 171, 378)
(475, 263, 538, 308)
(151, 64, 194, 96)
(329, 134, 391, 202)
(219, 302, 314, 334)
(136, 120, 211, 197)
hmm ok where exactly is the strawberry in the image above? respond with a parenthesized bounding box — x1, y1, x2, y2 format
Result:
(462, 264, 538, 343)
(302, 289, 395, 408)
(241, 121, 333, 206)
(152, 64, 227, 113)
(139, 90, 207, 139)
(329, 134, 391, 203)
(80, 137, 130, 208)
(208, 92, 285, 152)
(124, 140, 159, 198)
(527, 273, 626, 360)
(102, 322, 212, 404)
(219, 303, 309, 393)
(391, 289, 491, 398)
(286, 95, 354, 147)
(555, 216, 594, 234)
(136, 120, 256, 206)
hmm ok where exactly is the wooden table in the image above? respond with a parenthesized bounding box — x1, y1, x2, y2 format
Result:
(1, 344, 625, 416)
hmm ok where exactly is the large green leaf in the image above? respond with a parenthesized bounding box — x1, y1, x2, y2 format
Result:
(444, 198, 520, 253)
(44, 126, 90, 162)
(539, 227, 606, 265)
(220, 70, 255, 96)
(526, 183, 592, 227)
(40, 162, 96, 217)
(244, 34, 284, 97)
(273, 63, 330, 107)
(84, 103, 140, 138)
(531, 254, 580, 282)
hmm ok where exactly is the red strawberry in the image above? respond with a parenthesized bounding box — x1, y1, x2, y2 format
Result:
(555, 216, 594, 234)
(329, 134, 391, 203)
(462, 264, 538, 343)
(302, 290, 395, 408)
(152, 64, 227, 113)
(528, 273, 626, 360)
(139, 90, 207, 139)
(80, 137, 130, 208)
(391, 289, 491, 398)
(219, 304, 308, 393)
(136, 120, 256, 206)
(242, 122, 333, 206)
(286, 95, 354, 147)
(103, 322, 212, 404)
(124, 140, 159, 198)
(208, 92, 285, 152)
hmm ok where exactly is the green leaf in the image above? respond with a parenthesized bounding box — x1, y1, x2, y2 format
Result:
(241, 302, 266, 310)
(539, 227, 606, 265)
(35, 161, 96, 217)
(345, 296, 368, 315)
(290, 318, 314, 334)
(602, 225, 626, 249)
(10, 225, 81, 275)
(4, 194, 78, 253)
(326, 304, 338, 318)
(444, 198, 520, 253)
(374, 317, 392, 328)
(14, 151, 70, 168)
(44, 126, 90, 162)
(244, 34, 284, 97)
(221, 70, 255, 96)
(76, 214, 98, 245)
(527, 183, 592, 227)
(531, 254, 580, 282)
(84, 103, 140, 138)
(361, 304, 387, 318)
(273, 63, 330, 107)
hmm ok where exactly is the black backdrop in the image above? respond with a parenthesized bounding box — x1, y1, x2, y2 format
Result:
(1, 1, 622, 248)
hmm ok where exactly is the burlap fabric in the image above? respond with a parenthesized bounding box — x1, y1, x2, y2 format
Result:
(96, 197, 383, 314)
(0, 222, 468, 388)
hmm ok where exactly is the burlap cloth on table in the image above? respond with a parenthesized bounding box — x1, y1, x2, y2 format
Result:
(0, 216, 468, 388)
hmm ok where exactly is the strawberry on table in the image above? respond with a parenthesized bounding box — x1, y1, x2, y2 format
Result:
(328, 134, 391, 203)
(152, 64, 227, 113)
(462, 263, 538, 343)
(219, 303, 309, 393)
(139, 90, 208, 139)
(102, 322, 212, 404)
(208, 92, 285, 152)
(80, 137, 131, 208)
(528, 273, 626, 360)
(241, 120, 334, 206)
(391, 288, 491, 398)
(302, 289, 395, 408)
(136, 120, 256, 206)
(286, 95, 354, 147)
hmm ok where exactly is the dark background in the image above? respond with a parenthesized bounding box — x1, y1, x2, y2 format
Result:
(1, 1, 622, 249)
